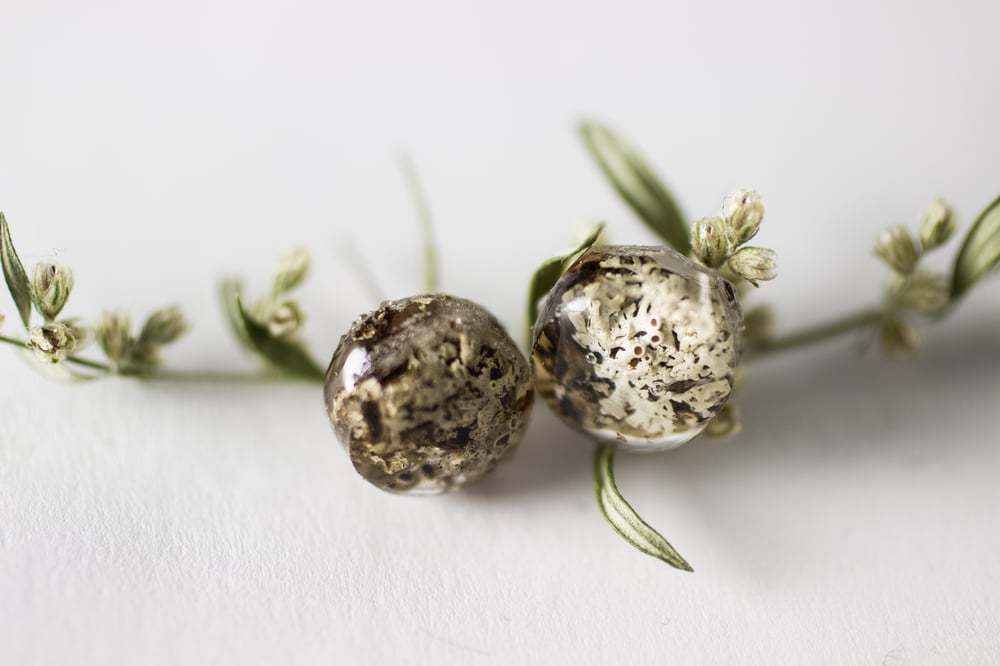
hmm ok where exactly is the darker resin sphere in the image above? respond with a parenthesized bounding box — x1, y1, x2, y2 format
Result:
(325, 294, 533, 494)
(531, 245, 743, 451)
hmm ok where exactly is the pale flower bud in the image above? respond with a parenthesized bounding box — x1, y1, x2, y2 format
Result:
(265, 299, 305, 338)
(32, 262, 75, 322)
(724, 189, 765, 246)
(139, 306, 188, 346)
(896, 271, 950, 314)
(691, 216, 731, 269)
(879, 316, 921, 356)
(874, 226, 920, 275)
(96, 310, 134, 366)
(728, 246, 778, 283)
(918, 199, 955, 251)
(272, 248, 311, 294)
(29, 322, 77, 364)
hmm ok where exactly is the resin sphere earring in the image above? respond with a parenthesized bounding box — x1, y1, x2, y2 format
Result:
(531, 245, 742, 451)
(325, 294, 533, 494)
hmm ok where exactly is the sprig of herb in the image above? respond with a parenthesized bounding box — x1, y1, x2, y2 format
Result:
(219, 249, 325, 382)
(571, 121, 1000, 570)
(0, 212, 320, 384)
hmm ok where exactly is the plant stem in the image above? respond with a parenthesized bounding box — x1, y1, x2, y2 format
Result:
(747, 307, 883, 360)
(0, 334, 320, 384)
(0, 333, 27, 348)
(138, 369, 321, 384)
(7, 308, 886, 382)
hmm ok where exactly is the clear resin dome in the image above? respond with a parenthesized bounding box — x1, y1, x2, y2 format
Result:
(532, 245, 743, 452)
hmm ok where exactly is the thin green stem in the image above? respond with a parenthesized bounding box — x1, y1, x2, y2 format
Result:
(747, 307, 883, 360)
(64, 355, 113, 373)
(0, 333, 27, 348)
(399, 152, 440, 293)
(1, 333, 319, 384)
(137, 369, 320, 384)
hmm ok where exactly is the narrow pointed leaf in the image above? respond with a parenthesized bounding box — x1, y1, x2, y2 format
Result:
(593, 442, 694, 571)
(234, 294, 325, 382)
(526, 223, 604, 343)
(399, 153, 439, 293)
(952, 194, 1000, 299)
(580, 122, 691, 255)
(0, 212, 33, 328)
(220, 278, 254, 352)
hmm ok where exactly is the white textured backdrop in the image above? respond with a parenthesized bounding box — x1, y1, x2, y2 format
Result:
(2, 0, 999, 663)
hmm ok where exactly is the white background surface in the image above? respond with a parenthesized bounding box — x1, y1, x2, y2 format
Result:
(2, 0, 1000, 663)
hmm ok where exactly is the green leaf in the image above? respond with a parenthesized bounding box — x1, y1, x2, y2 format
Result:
(580, 122, 691, 255)
(0, 212, 33, 328)
(952, 194, 1000, 299)
(399, 153, 439, 293)
(593, 442, 694, 572)
(526, 223, 604, 343)
(233, 292, 325, 382)
(220, 279, 254, 352)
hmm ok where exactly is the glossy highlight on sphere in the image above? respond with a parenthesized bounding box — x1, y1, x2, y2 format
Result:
(325, 294, 533, 494)
(531, 245, 743, 451)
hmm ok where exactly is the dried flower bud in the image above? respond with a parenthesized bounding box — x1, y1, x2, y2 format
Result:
(264, 299, 305, 338)
(272, 248, 311, 294)
(31, 262, 74, 322)
(725, 189, 765, 246)
(60, 318, 92, 351)
(29, 322, 77, 364)
(875, 226, 920, 275)
(918, 199, 955, 251)
(879, 316, 921, 356)
(691, 217, 731, 269)
(96, 311, 134, 366)
(727, 246, 778, 284)
(139, 306, 188, 346)
(895, 271, 950, 314)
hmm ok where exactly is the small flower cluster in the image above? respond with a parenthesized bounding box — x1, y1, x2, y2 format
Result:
(219, 248, 324, 381)
(874, 199, 955, 354)
(25, 262, 87, 365)
(691, 189, 778, 285)
(250, 248, 310, 340)
(686, 190, 777, 438)
(95, 306, 187, 374)
(1, 213, 188, 377)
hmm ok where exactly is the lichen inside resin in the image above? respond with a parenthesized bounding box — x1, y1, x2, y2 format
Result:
(325, 294, 533, 494)
(532, 245, 743, 451)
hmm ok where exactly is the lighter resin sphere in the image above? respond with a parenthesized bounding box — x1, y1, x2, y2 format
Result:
(531, 245, 743, 451)
(325, 294, 533, 494)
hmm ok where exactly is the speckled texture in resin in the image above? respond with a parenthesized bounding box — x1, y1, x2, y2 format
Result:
(325, 294, 533, 494)
(531, 245, 743, 451)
